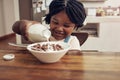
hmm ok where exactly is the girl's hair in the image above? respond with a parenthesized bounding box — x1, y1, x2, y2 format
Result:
(45, 0, 86, 29)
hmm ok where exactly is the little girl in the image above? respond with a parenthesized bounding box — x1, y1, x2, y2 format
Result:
(12, 0, 86, 51)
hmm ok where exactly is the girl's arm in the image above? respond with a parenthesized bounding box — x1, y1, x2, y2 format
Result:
(12, 20, 40, 40)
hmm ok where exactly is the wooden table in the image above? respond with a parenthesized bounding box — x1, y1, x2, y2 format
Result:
(0, 33, 120, 80)
(0, 49, 120, 80)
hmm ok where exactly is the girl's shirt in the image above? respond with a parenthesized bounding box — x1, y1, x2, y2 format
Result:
(67, 36, 81, 50)
(61, 36, 81, 50)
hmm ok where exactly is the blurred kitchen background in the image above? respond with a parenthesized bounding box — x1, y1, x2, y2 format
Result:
(0, 0, 120, 52)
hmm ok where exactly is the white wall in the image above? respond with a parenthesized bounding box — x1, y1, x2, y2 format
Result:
(0, 0, 20, 36)
(0, 0, 5, 36)
(99, 23, 120, 52)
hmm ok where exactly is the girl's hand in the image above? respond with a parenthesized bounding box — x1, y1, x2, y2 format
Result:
(12, 20, 40, 40)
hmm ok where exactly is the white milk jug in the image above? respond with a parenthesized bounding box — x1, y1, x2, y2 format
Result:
(27, 23, 51, 42)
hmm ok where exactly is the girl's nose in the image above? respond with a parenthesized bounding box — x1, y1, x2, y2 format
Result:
(55, 25, 64, 31)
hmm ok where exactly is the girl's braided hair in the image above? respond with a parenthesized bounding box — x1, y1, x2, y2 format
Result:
(45, 0, 86, 29)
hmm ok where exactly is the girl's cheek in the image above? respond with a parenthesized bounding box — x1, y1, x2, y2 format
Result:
(50, 24, 54, 29)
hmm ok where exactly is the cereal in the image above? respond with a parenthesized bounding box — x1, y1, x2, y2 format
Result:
(31, 43, 63, 52)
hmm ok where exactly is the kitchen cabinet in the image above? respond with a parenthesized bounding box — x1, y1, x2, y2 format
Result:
(81, 22, 120, 52)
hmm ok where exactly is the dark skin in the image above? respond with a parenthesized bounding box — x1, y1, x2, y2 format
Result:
(50, 10, 76, 40)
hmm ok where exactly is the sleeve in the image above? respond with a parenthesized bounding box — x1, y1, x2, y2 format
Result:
(68, 36, 81, 50)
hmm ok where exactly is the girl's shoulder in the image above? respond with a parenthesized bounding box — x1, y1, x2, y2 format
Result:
(70, 35, 78, 40)
(68, 35, 79, 44)
(68, 35, 81, 50)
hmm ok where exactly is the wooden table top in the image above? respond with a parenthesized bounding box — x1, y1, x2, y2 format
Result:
(0, 34, 120, 80)
(0, 50, 120, 80)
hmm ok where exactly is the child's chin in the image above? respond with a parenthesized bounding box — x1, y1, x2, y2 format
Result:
(55, 37, 64, 40)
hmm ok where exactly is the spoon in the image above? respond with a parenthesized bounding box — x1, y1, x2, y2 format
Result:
(8, 42, 29, 48)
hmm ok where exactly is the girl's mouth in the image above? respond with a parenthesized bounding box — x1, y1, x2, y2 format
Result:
(52, 31, 65, 40)
(54, 31, 64, 36)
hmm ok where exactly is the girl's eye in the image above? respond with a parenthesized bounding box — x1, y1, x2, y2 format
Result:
(63, 24, 70, 28)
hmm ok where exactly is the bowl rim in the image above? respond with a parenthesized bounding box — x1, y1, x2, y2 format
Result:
(27, 41, 71, 53)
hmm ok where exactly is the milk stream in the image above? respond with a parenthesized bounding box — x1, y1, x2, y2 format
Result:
(43, 29, 51, 51)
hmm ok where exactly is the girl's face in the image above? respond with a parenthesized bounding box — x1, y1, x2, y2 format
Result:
(50, 10, 76, 40)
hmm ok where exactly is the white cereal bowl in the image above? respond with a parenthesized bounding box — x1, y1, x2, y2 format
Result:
(27, 41, 70, 63)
